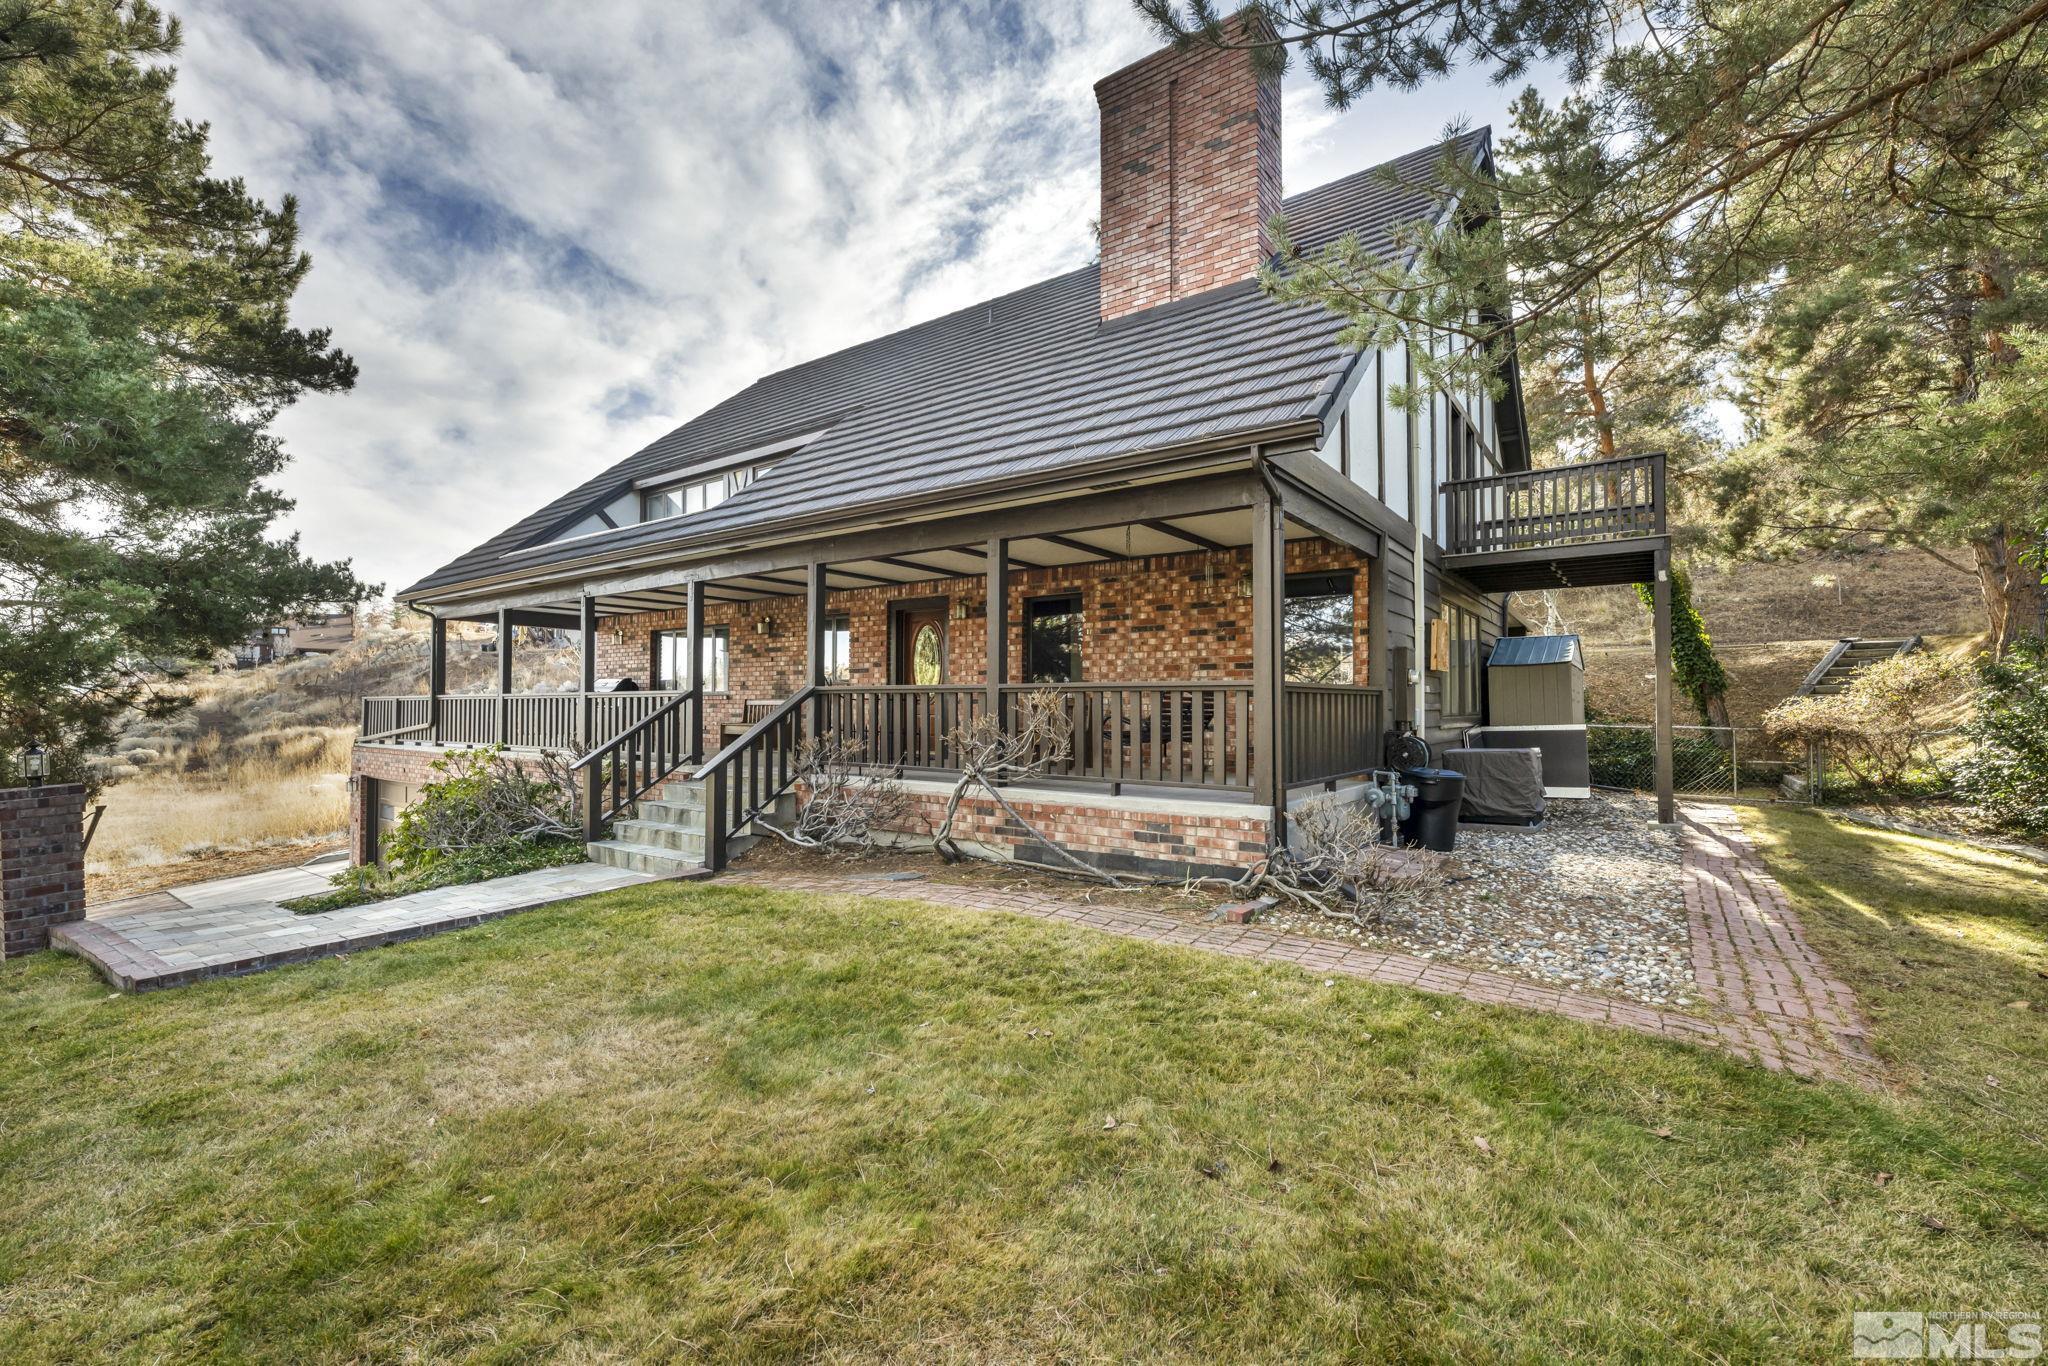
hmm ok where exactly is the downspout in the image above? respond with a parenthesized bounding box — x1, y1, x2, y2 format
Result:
(1408, 346, 1427, 738)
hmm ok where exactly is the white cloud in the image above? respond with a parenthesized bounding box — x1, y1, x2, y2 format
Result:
(168, 1, 1544, 596)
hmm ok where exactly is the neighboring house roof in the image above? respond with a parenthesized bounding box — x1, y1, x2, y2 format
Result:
(405, 132, 1509, 602)
(1488, 634, 1583, 668)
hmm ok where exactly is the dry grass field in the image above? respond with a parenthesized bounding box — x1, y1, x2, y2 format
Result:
(85, 627, 577, 899)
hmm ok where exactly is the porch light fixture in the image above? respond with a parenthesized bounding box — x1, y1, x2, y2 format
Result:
(1237, 575, 1253, 598)
(22, 742, 46, 787)
(755, 616, 775, 636)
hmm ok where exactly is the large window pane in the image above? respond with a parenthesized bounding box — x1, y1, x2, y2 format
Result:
(1025, 594, 1082, 682)
(652, 627, 728, 691)
(823, 614, 851, 684)
(1283, 573, 1354, 683)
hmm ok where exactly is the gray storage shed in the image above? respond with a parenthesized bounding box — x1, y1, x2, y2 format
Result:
(1486, 634, 1585, 726)
(1473, 635, 1590, 798)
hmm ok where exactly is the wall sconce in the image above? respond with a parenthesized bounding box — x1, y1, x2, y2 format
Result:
(950, 598, 978, 621)
(22, 742, 46, 787)
(610, 627, 625, 645)
(1236, 575, 1253, 598)
(755, 616, 775, 636)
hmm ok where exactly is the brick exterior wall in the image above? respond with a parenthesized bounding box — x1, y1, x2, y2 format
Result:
(595, 539, 1370, 737)
(1, 783, 86, 957)
(884, 786, 1269, 880)
(349, 746, 580, 867)
(1095, 17, 1281, 322)
(349, 746, 448, 866)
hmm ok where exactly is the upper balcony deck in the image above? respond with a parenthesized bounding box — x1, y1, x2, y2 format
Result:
(1441, 452, 1667, 592)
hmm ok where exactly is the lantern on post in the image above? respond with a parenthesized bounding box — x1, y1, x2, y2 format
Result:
(23, 743, 47, 787)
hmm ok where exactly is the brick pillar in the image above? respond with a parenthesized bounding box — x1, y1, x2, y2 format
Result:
(1, 783, 87, 958)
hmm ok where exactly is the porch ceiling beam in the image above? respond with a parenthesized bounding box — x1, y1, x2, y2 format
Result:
(948, 544, 1047, 571)
(871, 554, 974, 580)
(434, 471, 1264, 616)
(1143, 519, 1229, 553)
(754, 564, 905, 589)
(1021, 532, 1114, 560)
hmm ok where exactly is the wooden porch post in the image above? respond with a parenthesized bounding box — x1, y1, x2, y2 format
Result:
(428, 614, 447, 745)
(805, 562, 828, 685)
(1652, 546, 1676, 823)
(495, 607, 513, 745)
(685, 580, 705, 761)
(985, 536, 1009, 738)
(1251, 480, 1287, 834)
(579, 595, 597, 749)
(805, 561, 828, 737)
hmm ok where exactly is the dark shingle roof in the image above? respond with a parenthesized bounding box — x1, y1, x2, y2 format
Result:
(403, 133, 1489, 601)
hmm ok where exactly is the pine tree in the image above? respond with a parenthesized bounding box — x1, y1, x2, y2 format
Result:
(0, 0, 368, 783)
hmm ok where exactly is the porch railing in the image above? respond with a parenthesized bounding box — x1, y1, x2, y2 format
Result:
(1442, 452, 1665, 556)
(570, 690, 700, 841)
(815, 685, 988, 772)
(1000, 683, 1255, 792)
(359, 690, 692, 750)
(699, 686, 815, 869)
(360, 695, 432, 743)
(1283, 683, 1385, 785)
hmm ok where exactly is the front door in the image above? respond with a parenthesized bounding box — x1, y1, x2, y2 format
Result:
(890, 603, 948, 768)
(893, 605, 947, 685)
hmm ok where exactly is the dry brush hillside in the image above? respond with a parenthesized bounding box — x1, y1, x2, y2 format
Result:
(1515, 547, 1987, 728)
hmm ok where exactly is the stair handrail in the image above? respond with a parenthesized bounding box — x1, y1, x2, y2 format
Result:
(570, 687, 700, 839)
(694, 684, 816, 870)
(1795, 638, 1857, 696)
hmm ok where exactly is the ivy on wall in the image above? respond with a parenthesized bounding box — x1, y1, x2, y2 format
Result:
(1636, 566, 1732, 727)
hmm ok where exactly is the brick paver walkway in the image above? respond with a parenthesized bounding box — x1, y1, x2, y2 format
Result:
(1681, 803, 1881, 1081)
(726, 803, 1879, 1085)
(55, 861, 652, 991)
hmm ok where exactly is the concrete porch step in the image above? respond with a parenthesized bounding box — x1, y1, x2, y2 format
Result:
(586, 839, 706, 879)
(613, 818, 706, 857)
(633, 797, 707, 829)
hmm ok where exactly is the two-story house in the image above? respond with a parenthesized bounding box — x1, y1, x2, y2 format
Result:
(353, 26, 1676, 878)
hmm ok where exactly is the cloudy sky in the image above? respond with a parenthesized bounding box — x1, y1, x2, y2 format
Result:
(170, 0, 1556, 598)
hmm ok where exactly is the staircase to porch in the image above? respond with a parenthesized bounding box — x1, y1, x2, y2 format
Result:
(587, 776, 794, 877)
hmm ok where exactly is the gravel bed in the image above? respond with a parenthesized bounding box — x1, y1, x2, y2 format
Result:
(1263, 793, 1699, 1010)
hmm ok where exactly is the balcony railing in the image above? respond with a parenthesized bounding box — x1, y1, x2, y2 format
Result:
(1442, 452, 1665, 557)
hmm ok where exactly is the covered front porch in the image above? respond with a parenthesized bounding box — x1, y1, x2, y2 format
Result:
(360, 466, 1400, 869)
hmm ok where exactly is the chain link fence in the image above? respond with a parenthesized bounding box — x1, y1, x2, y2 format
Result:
(1586, 724, 1792, 797)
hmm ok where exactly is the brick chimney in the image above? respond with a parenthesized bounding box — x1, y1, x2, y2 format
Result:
(1095, 18, 1281, 323)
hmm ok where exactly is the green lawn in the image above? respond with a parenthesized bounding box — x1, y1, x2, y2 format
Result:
(2, 822, 2043, 1360)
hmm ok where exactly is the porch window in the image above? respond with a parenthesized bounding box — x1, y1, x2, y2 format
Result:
(823, 614, 851, 684)
(1284, 573, 1354, 683)
(1025, 594, 1082, 682)
(652, 626, 729, 693)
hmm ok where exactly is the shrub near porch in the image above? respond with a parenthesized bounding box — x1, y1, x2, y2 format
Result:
(3, 861, 2044, 1358)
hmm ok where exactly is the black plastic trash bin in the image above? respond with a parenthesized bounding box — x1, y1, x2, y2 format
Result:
(1398, 768, 1466, 852)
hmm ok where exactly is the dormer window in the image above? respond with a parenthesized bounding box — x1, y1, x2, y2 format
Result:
(639, 462, 776, 523)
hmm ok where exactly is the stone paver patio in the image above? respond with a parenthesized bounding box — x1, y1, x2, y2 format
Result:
(724, 802, 1880, 1086)
(56, 859, 652, 991)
